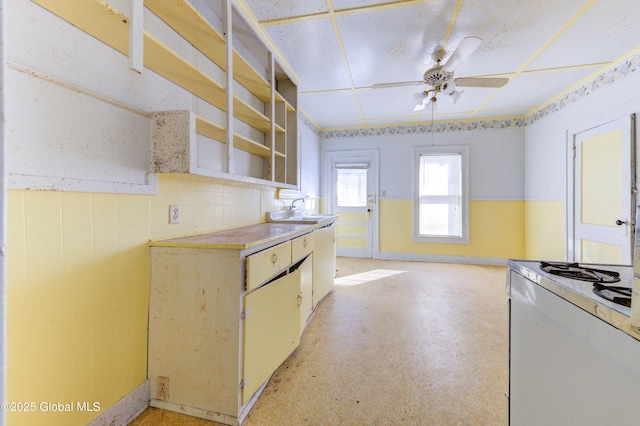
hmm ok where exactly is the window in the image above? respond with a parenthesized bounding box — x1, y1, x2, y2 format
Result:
(413, 146, 469, 244)
(335, 163, 369, 207)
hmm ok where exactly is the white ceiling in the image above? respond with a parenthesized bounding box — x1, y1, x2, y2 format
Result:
(237, 0, 640, 130)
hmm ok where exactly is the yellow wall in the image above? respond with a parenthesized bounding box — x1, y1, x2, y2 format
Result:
(6, 174, 282, 425)
(524, 200, 565, 261)
(379, 199, 525, 259)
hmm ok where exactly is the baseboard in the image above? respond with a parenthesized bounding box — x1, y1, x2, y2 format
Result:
(373, 251, 507, 266)
(88, 380, 149, 426)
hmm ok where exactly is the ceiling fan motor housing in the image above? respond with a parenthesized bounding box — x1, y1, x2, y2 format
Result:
(423, 65, 453, 87)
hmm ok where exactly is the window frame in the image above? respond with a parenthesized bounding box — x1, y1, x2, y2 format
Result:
(413, 145, 470, 244)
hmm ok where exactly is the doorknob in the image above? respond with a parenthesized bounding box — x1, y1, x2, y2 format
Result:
(616, 219, 627, 226)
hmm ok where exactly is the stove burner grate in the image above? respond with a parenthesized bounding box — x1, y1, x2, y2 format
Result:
(539, 261, 631, 307)
(592, 283, 632, 307)
(540, 261, 620, 283)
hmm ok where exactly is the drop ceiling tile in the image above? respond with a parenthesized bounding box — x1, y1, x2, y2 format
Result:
(264, 19, 352, 92)
(364, 116, 422, 126)
(484, 65, 602, 112)
(338, 3, 450, 88)
(527, 0, 640, 71)
(450, 0, 591, 77)
(242, 0, 328, 22)
(299, 90, 362, 127)
(357, 86, 425, 119)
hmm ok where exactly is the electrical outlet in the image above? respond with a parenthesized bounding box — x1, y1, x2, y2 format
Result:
(169, 205, 180, 224)
(156, 376, 169, 400)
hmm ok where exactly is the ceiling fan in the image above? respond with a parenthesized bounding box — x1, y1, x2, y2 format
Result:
(372, 36, 509, 111)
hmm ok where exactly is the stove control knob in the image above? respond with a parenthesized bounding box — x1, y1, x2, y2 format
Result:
(616, 219, 627, 226)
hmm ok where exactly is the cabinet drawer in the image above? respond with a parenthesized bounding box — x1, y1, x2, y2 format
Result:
(291, 233, 314, 262)
(246, 241, 292, 291)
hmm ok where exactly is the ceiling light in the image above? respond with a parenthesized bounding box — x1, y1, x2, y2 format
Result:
(450, 89, 462, 104)
(441, 80, 456, 95)
(413, 91, 428, 109)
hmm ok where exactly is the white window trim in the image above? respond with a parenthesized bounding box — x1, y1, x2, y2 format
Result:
(413, 145, 470, 244)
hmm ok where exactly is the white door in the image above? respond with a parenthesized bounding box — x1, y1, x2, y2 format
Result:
(327, 151, 378, 258)
(571, 114, 636, 264)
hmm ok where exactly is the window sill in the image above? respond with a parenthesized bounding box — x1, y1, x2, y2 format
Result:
(412, 236, 470, 245)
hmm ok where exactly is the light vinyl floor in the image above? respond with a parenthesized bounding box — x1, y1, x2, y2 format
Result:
(131, 257, 508, 425)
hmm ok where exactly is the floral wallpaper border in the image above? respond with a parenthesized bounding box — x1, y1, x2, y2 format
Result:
(301, 52, 640, 140)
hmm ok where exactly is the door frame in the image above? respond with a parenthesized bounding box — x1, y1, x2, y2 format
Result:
(324, 149, 379, 258)
(566, 113, 637, 263)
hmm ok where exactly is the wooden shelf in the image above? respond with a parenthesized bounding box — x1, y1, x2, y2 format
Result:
(146, 1, 273, 112)
(33, 0, 129, 55)
(234, 134, 271, 158)
(195, 116, 225, 143)
(275, 92, 295, 112)
(38, 0, 299, 187)
(145, 34, 227, 112)
(195, 116, 271, 159)
(233, 50, 270, 103)
(34, 0, 227, 112)
(233, 98, 272, 133)
(144, 0, 227, 70)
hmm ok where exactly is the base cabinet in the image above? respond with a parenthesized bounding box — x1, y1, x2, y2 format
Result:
(242, 269, 301, 403)
(148, 224, 333, 425)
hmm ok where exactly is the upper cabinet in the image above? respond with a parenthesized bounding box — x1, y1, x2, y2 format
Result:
(32, 0, 299, 189)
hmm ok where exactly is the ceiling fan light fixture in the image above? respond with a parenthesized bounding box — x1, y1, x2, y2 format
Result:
(441, 80, 456, 95)
(450, 89, 462, 104)
(414, 91, 428, 106)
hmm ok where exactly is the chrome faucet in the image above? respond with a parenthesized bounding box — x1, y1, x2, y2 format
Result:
(290, 198, 305, 210)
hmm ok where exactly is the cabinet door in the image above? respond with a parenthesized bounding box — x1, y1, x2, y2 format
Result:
(246, 241, 292, 291)
(298, 255, 313, 335)
(312, 223, 337, 305)
(242, 272, 300, 403)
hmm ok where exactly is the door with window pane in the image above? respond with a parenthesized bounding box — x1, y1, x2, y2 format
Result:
(330, 154, 376, 258)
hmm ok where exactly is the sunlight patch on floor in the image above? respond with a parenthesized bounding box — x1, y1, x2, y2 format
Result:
(334, 269, 406, 286)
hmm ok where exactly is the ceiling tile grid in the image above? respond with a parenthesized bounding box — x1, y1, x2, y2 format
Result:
(337, 2, 450, 88)
(238, 0, 640, 129)
(264, 18, 353, 92)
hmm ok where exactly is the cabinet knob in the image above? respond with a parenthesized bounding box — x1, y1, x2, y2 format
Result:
(303, 238, 308, 248)
(297, 291, 303, 307)
(271, 252, 278, 264)
(616, 219, 627, 226)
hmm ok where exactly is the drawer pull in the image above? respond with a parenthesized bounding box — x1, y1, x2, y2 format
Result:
(271, 252, 278, 264)
(298, 291, 303, 306)
(303, 238, 308, 248)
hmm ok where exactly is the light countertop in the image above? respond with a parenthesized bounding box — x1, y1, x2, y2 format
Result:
(150, 221, 329, 250)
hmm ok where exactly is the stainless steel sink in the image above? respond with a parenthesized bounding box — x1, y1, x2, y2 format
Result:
(267, 210, 338, 224)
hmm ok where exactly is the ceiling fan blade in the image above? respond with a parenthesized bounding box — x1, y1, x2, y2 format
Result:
(371, 81, 425, 89)
(443, 36, 482, 73)
(454, 77, 509, 88)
